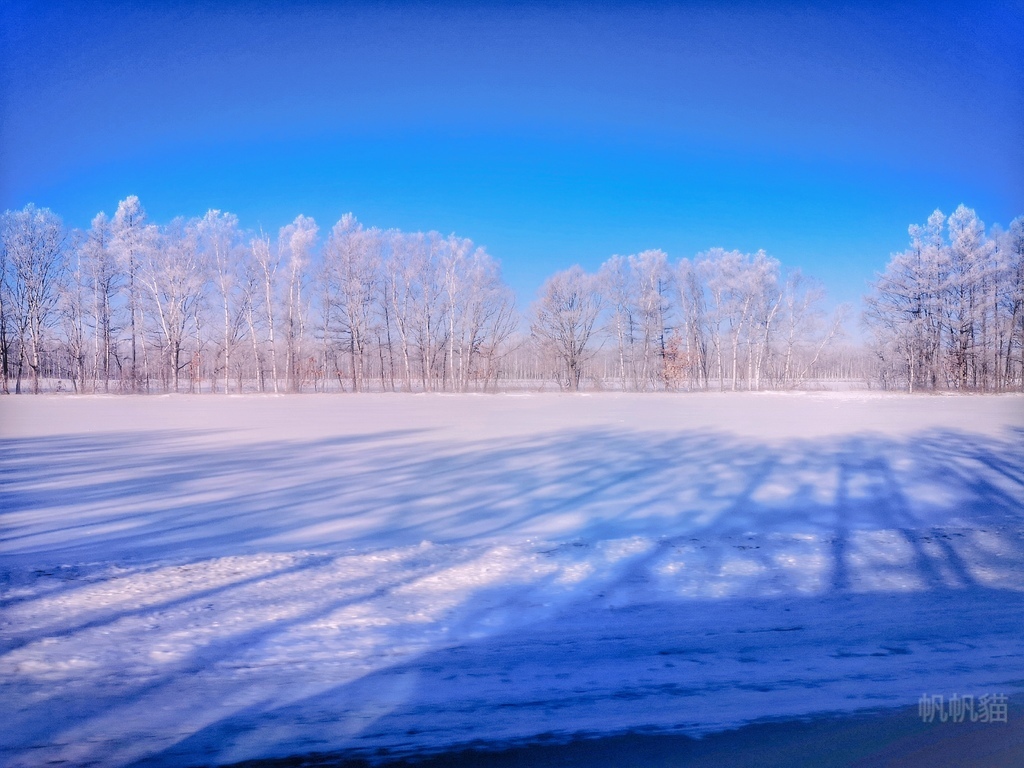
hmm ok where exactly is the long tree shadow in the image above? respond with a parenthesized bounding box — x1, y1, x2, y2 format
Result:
(1, 423, 1023, 767)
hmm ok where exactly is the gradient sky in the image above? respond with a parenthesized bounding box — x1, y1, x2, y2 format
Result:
(2, 0, 1022, 314)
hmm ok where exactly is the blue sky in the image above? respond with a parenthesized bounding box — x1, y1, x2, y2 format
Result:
(1, 0, 1022, 313)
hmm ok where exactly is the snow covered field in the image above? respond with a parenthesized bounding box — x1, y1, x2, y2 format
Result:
(2, 392, 1023, 767)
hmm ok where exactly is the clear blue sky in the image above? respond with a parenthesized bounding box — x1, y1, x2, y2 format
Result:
(2, 0, 1022, 313)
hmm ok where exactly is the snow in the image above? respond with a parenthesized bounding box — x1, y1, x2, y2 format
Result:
(1, 392, 1023, 767)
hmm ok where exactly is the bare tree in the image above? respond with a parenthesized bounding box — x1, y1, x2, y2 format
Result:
(671, 257, 710, 389)
(322, 214, 379, 392)
(111, 196, 153, 392)
(0, 217, 12, 393)
(946, 205, 991, 389)
(138, 218, 207, 392)
(996, 217, 1024, 390)
(60, 231, 90, 392)
(631, 250, 672, 389)
(531, 266, 603, 391)
(279, 216, 317, 392)
(236, 240, 266, 392)
(779, 270, 823, 387)
(452, 244, 516, 391)
(599, 254, 636, 390)
(10, 197, 973, 394)
(198, 210, 246, 393)
(744, 251, 782, 391)
(599, 250, 672, 390)
(864, 206, 1019, 392)
(79, 213, 120, 392)
(441, 234, 472, 391)
(250, 232, 280, 392)
(0, 205, 67, 393)
(384, 231, 417, 391)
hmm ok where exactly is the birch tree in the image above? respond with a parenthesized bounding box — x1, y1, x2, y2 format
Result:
(599, 255, 636, 389)
(0, 205, 67, 393)
(111, 196, 153, 392)
(198, 210, 246, 393)
(138, 218, 207, 392)
(671, 257, 710, 389)
(385, 231, 417, 391)
(79, 213, 120, 392)
(452, 244, 516, 390)
(279, 216, 317, 392)
(0, 218, 11, 393)
(61, 232, 89, 392)
(322, 214, 379, 391)
(531, 266, 603, 391)
(599, 250, 672, 390)
(249, 232, 280, 391)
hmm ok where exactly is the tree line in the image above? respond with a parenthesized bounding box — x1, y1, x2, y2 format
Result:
(865, 205, 1024, 392)
(1, 197, 1018, 394)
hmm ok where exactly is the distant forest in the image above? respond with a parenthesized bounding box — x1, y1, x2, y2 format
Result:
(1, 199, 1021, 394)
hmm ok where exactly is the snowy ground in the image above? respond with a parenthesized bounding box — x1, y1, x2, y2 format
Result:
(1, 392, 1023, 767)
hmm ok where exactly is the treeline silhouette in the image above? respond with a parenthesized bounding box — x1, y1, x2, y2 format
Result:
(1, 198, 1019, 393)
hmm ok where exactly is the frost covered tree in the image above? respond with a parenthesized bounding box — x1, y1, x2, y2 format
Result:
(946, 205, 992, 389)
(3, 202, 527, 392)
(441, 234, 472, 391)
(995, 217, 1024, 388)
(247, 231, 280, 392)
(0, 205, 67, 393)
(78, 213, 120, 392)
(865, 205, 1022, 391)
(779, 270, 847, 387)
(60, 231, 89, 392)
(531, 266, 603, 391)
(414, 232, 449, 391)
(382, 230, 415, 391)
(0, 196, 892, 393)
(315, 224, 517, 392)
(0, 220, 11, 392)
(599, 254, 636, 389)
(599, 250, 671, 390)
(138, 218, 208, 392)
(668, 257, 710, 389)
(454, 245, 517, 390)
(661, 249, 842, 391)
(865, 211, 946, 392)
(321, 214, 379, 392)
(632, 249, 672, 388)
(198, 210, 246, 393)
(279, 216, 317, 392)
(111, 196, 157, 391)
(438, 234, 515, 391)
(675, 249, 783, 391)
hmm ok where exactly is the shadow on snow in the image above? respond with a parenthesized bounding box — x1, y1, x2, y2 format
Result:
(1, 423, 1023, 766)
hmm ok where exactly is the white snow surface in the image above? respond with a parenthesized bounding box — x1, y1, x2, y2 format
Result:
(1, 392, 1023, 767)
